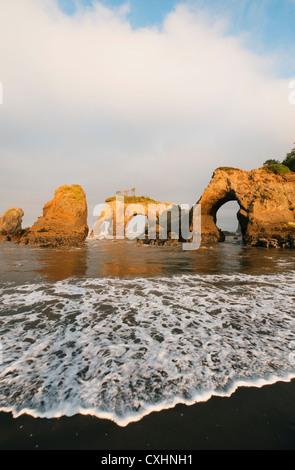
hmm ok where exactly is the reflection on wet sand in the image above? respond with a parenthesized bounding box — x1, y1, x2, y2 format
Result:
(190, 241, 247, 274)
(86, 240, 164, 277)
(35, 246, 88, 281)
(190, 239, 295, 275)
(0, 238, 295, 284)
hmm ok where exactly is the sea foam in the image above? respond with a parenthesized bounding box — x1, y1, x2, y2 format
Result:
(1, 273, 295, 426)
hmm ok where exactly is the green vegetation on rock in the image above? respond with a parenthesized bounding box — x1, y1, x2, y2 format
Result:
(263, 164, 291, 176)
(105, 195, 159, 204)
(283, 147, 295, 172)
(264, 143, 295, 174)
(217, 167, 238, 171)
(62, 185, 84, 203)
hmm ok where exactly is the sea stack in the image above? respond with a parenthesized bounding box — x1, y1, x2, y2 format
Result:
(21, 185, 89, 247)
(196, 166, 295, 248)
(92, 195, 175, 243)
(0, 207, 24, 242)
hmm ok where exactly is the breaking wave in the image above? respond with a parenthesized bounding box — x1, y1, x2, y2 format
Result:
(1, 273, 295, 426)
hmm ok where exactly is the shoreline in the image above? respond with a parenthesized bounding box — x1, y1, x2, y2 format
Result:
(1, 379, 295, 450)
(1, 372, 295, 428)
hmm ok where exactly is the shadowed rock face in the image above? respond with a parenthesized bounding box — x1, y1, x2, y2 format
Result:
(0, 207, 24, 242)
(21, 185, 89, 247)
(196, 167, 295, 248)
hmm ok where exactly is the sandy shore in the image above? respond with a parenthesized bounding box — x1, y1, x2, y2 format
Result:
(1, 379, 295, 450)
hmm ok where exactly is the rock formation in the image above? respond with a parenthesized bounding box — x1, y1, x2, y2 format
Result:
(21, 185, 88, 247)
(0, 207, 24, 242)
(195, 167, 295, 248)
(3, 166, 293, 250)
(92, 196, 175, 242)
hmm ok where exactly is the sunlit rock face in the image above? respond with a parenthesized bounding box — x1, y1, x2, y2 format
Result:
(20, 185, 89, 247)
(195, 167, 295, 248)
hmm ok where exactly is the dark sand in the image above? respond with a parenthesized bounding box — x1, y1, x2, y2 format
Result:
(1, 379, 295, 450)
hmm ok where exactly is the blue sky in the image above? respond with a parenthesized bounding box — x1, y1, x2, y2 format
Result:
(58, 0, 295, 77)
(58, 0, 181, 25)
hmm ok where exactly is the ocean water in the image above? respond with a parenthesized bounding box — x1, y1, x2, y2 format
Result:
(1, 238, 295, 427)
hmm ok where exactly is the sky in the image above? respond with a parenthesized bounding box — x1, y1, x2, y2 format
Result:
(0, 0, 295, 231)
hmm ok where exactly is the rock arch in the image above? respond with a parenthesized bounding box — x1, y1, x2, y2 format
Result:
(196, 172, 249, 244)
(195, 167, 295, 247)
(92, 199, 174, 239)
(92, 167, 295, 249)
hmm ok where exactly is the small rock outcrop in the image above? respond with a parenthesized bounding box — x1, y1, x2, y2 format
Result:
(0, 207, 24, 242)
(21, 185, 88, 247)
(195, 167, 295, 248)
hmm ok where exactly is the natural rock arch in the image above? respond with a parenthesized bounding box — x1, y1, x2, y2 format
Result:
(196, 172, 249, 244)
(195, 167, 295, 247)
(92, 167, 295, 249)
(92, 199, 174, 239)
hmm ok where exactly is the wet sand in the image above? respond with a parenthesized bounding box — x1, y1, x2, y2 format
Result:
(1, 379, 295, 450)
(1, 242, 295, 451)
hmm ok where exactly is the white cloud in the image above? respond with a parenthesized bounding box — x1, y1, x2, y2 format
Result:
(0, 0, 294, 226)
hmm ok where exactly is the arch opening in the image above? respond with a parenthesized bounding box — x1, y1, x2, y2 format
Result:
(125, 214, 148, 240)
(216, 201, 241, 237)
(210, 192, 249, 242)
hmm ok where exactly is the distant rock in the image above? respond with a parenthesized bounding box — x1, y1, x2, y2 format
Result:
(195, 167, 295, 248)
(92, 196, 173, 240)
(21, 185, 88, 247)
(0, 207, 24, 242)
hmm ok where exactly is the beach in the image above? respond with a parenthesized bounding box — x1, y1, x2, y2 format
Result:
(1, 379, 295, 450)
(1, 0, 295, 453)
(1, 240, 295, 450)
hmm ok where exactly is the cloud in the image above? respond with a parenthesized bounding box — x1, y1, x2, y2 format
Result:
(0, 0, 294, 227)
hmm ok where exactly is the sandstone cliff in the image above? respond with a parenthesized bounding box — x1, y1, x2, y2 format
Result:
(0, 207, 24, 242)
(21, 185, 88, 247)
(196, 167, 295, 248)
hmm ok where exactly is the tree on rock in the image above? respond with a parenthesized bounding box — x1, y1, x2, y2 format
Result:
(263, 159, 280, 166)
(283, 145, 295, 172)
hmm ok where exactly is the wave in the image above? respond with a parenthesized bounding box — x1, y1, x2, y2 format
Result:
(1, 273, 295, 426)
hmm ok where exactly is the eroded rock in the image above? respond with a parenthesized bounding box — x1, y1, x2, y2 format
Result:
(195, 167, 295, 248)
(21, 185, 88, 247)
(0, 207, 24, 242)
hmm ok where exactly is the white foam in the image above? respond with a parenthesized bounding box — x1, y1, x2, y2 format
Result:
(1, 273, 295, 426)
